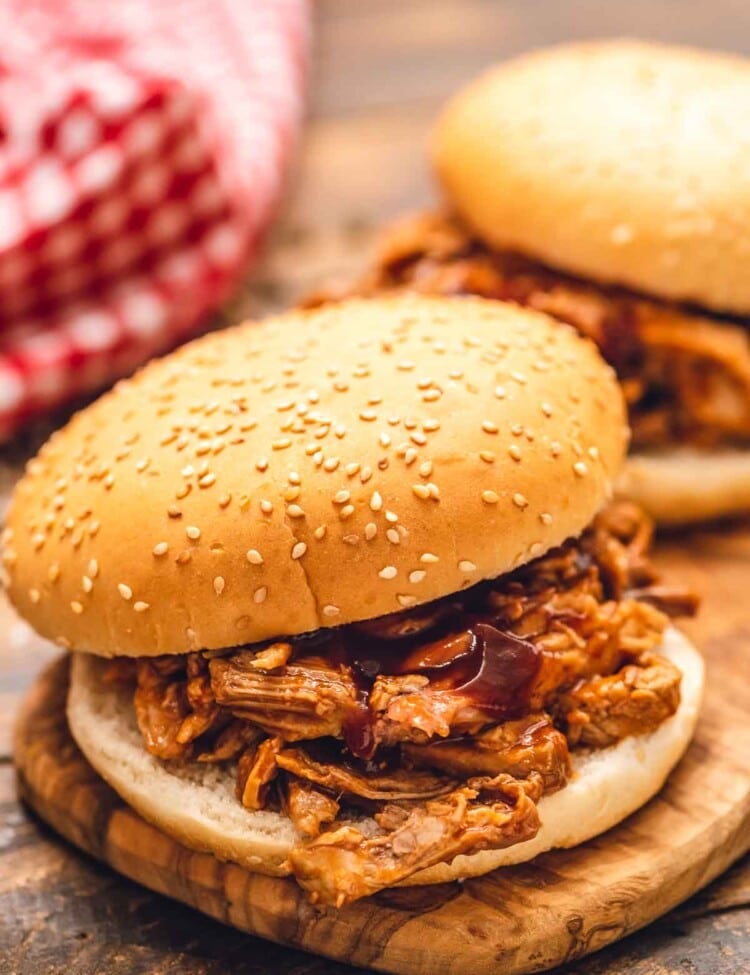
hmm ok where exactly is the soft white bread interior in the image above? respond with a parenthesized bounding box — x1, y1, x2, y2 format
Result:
(67, 626, 703, 886)
(433, 40, 750, 315)
(619, 448, 750, 525)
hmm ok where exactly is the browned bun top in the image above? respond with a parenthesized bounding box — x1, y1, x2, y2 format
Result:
(3, 295, 627, 657)
(433, 40, 750, 314)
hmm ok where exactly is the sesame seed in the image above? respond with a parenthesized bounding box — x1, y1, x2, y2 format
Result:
(82, 575, 93, 593)
(573, 461, 589, 477)
(530, 542, 545, 557)
(508, 445, 522, 461)
(364, 523, 377, 541)
(540, 512, 553, 526)
(272, 438, 291, 451)
(29, 588, 40, 604)
(314, 525, 327, 540)
(360, 409, 377, 422)
(284, 486, 300, 502)
(260, 500, 274, 514)
(410, 432, 427, 446)
(71, 601, 84, 615)
(370, 491, 383, 512)
(343, 534, 359, 545)
(404, 447, 417, 466)
(287, 504, 305, 518)
(458, 560, 477, 573)
(186, 525, 201, 540)
(253, 586, 268, 604)
(427, 483, 440, 500)
(541, 403, 553, 417)
(385, 510, 398, 523)
(134, 601, 150, 612)
(397, 594, 417, 607)
(482, 421, 498, 434)
(118, 583, 133, 600)
(551, 442, 561, 457)
(345, 462, 360, 477)
(588, 446, 600, 460)
(409, 570, 426, 584)
(494, 386, 507, 399)
(323, 604, 340, 617)
(291, 542, 307, 560)
(379, 566, 398, 580)
(339, 504, 355, 519)
(167, 505, 181, 518)
(324, 457, 340, 472)
(48, 563, 60, 582)
(88, 559, 99, 578)
(423, 419, 440, 432)
(176, 550, 192, 565)
(386, 528, 401, 545)
(360, 466, 373, 483)
(152, 542, 169, 557)
(199, 472, 216, 488)
(379, 432, 391, 448)
(32, 533, 45, 550)
(422, 389, 441, 402)
(213, 576, 226, 595)
(482, 490, 499, 504)
(513, 493, 529, 509)
(412, 484, 430, 500)
(479, 450, 495, 463)
(511, 371, 527, 385)
(334, 490, 351, 504)
(246, 549, 263, 565)
(511, 424, 524, 436)
(420, 552, 439, 564)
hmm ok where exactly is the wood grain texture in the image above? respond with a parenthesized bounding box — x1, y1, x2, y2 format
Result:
(12, 519, 750, 975)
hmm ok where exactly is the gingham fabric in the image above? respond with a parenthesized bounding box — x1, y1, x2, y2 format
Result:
(0, 0, 309, 442)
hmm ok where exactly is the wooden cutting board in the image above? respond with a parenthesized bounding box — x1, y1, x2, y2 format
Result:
(13, 528, 750, 975)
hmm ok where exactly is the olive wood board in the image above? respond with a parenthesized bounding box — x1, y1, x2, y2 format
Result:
(12, 530, 750, 975)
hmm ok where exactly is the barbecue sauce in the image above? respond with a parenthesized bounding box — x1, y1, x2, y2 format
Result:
(335, 619, 541, 760)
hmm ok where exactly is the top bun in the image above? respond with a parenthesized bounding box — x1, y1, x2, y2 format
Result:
(433, 40, 750, 314)
(3, 295, 626, 657)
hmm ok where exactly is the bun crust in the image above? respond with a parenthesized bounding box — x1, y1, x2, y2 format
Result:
(66, 627, 704, 886)
(4, 296, 626, 656)
(434, 40, 750, 314)
(619, 447, 750, 525)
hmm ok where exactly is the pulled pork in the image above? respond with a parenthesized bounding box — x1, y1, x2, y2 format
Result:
(107, 502, 697, 906)
(314, 211, 750, 449)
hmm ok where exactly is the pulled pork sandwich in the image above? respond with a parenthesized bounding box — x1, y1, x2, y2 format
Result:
(347, 41, 750, 524)
(3, 295, 703, 907)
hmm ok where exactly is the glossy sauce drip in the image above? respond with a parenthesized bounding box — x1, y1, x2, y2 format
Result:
(305, 615, 542, 760)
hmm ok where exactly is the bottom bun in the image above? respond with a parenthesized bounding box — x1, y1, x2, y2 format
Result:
(618, 448, 750, 526)
(67, 627, 703, 888)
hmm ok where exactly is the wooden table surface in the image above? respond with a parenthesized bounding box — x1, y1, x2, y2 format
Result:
(1, 2, 749, 973)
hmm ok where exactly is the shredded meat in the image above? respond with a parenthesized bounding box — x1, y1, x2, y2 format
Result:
(315, 210, 750, 449)
(118, 501, 697, 905)
(277, 747, 456, 801)
(555, 653, 682, 748)
(402, 713, 569, 791)
(286, 780, 340, 839)
(288, 774, 542, 906)
(237, 737, 282, 809)
(210, 656, 356, 740)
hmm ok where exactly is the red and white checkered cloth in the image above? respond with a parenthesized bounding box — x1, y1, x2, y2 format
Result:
(0, 0, 309, 442)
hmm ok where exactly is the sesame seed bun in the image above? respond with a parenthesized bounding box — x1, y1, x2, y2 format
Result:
(3, 295, 626, 657)
(66, 626, 704, 884)
(618, 448, 750, 525)
(433, 40, 750, 314)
